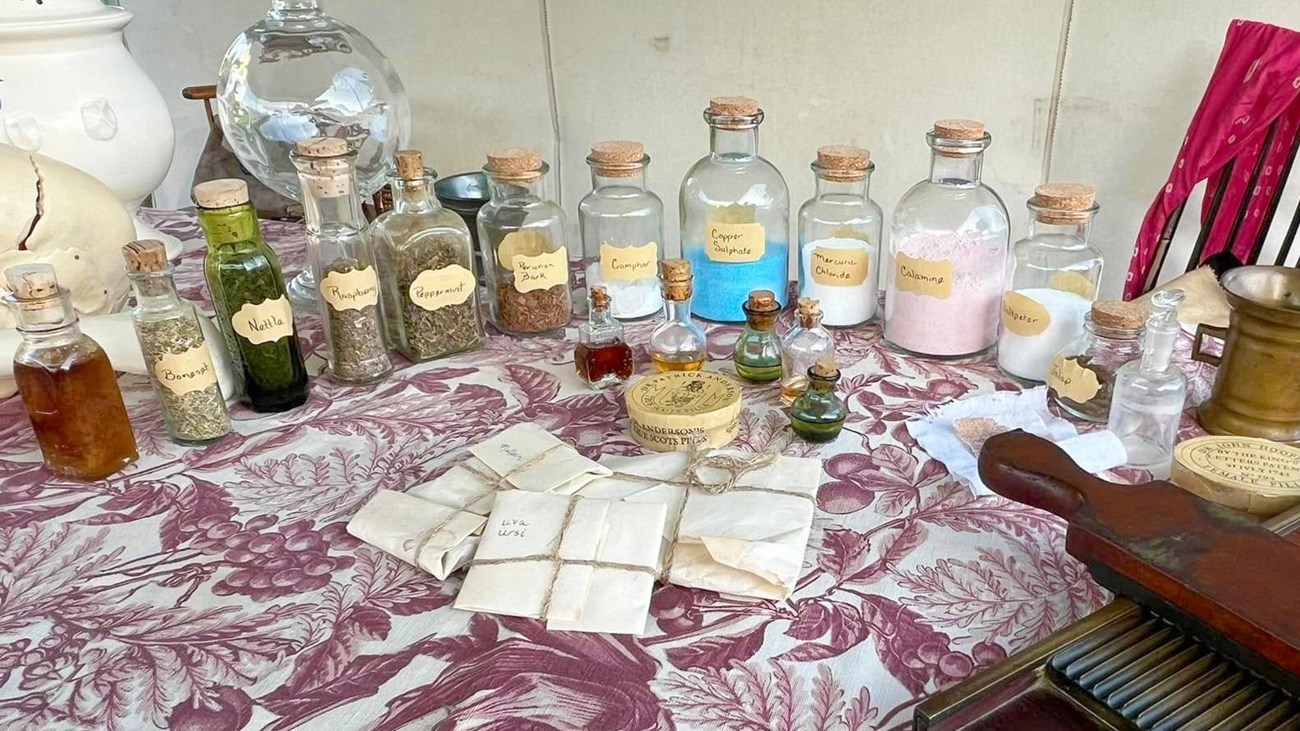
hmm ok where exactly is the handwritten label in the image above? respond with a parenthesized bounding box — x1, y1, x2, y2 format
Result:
(600, 241, 658, 282)
(153, 343, 219, 396)
(1049, 356, 1101, 404)
(320, 266, 379, 312)
(496, 230, 551, 271)
(512, 248, 567, 293)
(1049, 270, 1096, 299)
(895, 253, 953, 299)
(706, 223, 765, 263)
(231, 296, 294, 346)
(410, 264, 475, 311)
(497, 518, 530, 538)
(811, 246, 869, 287)
(1001, 291, 1051, 337)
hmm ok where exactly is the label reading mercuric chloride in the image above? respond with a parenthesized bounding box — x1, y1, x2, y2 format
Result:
(811, 246, 869, 287)
(231, 296, 294, 345)
(706, 223, 765, 263)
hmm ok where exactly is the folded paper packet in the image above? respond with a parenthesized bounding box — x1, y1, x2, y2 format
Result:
(455, 491, 667, 635)
(346, 423, 611, 579)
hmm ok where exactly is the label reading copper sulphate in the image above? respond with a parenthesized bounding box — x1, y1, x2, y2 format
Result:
(320, 266, 379, 312)
(410, 264, 476, 311)
(1049, 356, 1101, 403)
(1001, 291, 1052, 337)
(895, 253, 953, 299)
(706, 223, 765, 263)
(153, 342, 219, 396)
(512, 248, 567, 293)
(600, 241, 658, 281)
(811, 246, 869, 287)
(231, 296, 294, 345)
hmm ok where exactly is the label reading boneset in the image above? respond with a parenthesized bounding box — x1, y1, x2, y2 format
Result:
(153, 342, 219, 396)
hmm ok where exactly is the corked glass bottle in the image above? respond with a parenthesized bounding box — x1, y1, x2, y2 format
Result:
(580, 140, 664, 321)
(648, 259, 708, 372)
(790, 358, 847, 443)
(780, 298, 835, 405)
(798, 145, 883, 327)
(732, 289, 783, 383)
(1048, 299, 1147, 422)
(5, 264, 138, 479)
(574, 284, 634, 389)
(196, 178, 310, 413)
(123, 240, 232, 446)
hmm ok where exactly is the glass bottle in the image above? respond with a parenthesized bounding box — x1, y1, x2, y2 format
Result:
(649, 259, 708, 372)
(733, 289, 783, 383)
(574, 285, 634, 389)
(999, 183, 1104, 382)
(196, 178, 310, 413)
(886, 119, 1010, 358)
(780, 298, 836, 405)
(1107, 290, 1187, 479)
(790, 358, 847, 443)
(680, 96, 790, 322)
(580, 140, 664, 321)
(5, 264, 138, 480)
(123, 240, 232, 446)
(371, 150, 484, 362)
(477, 147, 572, 336)
(1048, 299, 1147, 423)
(798, 145, 883, 327)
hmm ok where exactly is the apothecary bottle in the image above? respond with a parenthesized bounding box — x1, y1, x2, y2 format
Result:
(998, 183, 1103, 382)
(886, 119, 1010, 357)
(1047, 299, 1147, 423)
(371, 149, 483, 362)
(123, 240, 231, 446)
(575, 285, 634, 389)
(733, 289, 783, 383)
(196, 178, 310, 413)
(798, 146, 883, 327)
(580, 140, 663, 321)
(649, 259, 708, 372)
(1108, 290, 1186, 478)
(5, 264, 138, 480)
(780, 298, 835, 405)
(790, 358, 847, 443)
(680, 96, 790, 322)
(477, 147, 572, 336)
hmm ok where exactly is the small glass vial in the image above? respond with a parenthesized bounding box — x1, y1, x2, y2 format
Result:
(123, 240, 231, 446)
(5, 264, 138, 480)
(292, 137, 392, 385)
(999, 183, 1104, 382)
(798, 145, 883, 327)
(1048, 299, 1148, 422)
(733, 289, 783, 383)
(477, 147, 572, 336)
(680, 96, 790, 322)
(580, 140, 664, 321)
(780, 298, 835, 405)
(1108, 290, 1187, 478)
(886, 119, 1010, 358)
(649, 259, 708, 372)
(790, 358, 847, 443)
(574, 284, 634, 389)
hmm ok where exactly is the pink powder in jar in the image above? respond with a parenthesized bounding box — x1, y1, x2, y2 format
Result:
(884, 230, 1006, 357)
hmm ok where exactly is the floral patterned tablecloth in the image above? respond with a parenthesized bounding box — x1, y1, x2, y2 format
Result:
(0, 210, 1219, 731)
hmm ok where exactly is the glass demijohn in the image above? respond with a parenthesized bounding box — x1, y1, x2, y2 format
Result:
(574, 284, 634, 389)
(580, 140, 664, 321)
(780, 298, 835, 405)
(733, 289, 783, 383)
(649, 259, 708, 372)
(790, 358, 847, 443)
(1048, 299, 1147, 423)
(1107, 290, 1187, 479)
(798, 145, 883, 327)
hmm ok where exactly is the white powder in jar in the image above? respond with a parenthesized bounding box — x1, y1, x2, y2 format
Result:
(585, 262, 662, 320)
(997, 287, 1091, 381)
(798, 237, 878, 326)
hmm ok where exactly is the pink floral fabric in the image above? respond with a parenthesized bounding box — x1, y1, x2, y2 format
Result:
(0, 210, 1217, 731)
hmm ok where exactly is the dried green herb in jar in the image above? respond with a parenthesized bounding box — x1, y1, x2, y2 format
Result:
(320, 256, 390, 382)
(396, 236, 482, 358)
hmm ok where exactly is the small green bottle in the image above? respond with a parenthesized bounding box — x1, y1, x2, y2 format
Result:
(790, 358, 846, 442)
(733, 289, 783, 382)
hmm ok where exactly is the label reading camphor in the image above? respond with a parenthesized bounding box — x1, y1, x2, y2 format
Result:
(231, 296, 294, 346)
(410, 265, 476, 311)
(811, 246, 869, 287)
(706, 223, 765, 263)
(600, 241, 658, 282)
(512, 248, 567, 293)
(895, 253, 953, 299)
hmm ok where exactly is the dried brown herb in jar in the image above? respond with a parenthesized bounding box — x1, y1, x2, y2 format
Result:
(496, 280, 571, 334)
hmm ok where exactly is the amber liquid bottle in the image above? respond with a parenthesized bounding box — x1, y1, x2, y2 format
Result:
(5, 264, 138, 480)
(648, 259, 708, 372)
(574, 284, 634, 389)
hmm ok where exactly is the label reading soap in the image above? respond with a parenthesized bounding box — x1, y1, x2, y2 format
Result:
(1002, 291, 1052, 337)
(811, 246, 869, 287)
(410, 264, 475, 311)
(153, 342, 219, 396)
(512, 248, 567, 293)
(895, 253, 953, 299)
(1049, 271, 1096, 299)
(320, 266, 379, 312)
(231, 296, 294, 346)
(600, 241, 658, 282)
(706, 223, 765, 263)
(1049, 356, 1101, 403)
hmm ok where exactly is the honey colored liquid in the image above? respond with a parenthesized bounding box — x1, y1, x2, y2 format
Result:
(651, 353, 706, 372)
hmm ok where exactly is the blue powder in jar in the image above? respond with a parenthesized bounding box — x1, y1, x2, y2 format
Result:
(686, 242, 790, 322)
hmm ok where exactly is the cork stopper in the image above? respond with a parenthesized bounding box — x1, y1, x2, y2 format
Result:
(486, 147, 544, 179)
(817, 145, 871, 172)
(1034, 182, 1096, 211)
(122, 240, 169, 274)
(933, 119, 986, 140)
(5, 263, 59, 300)
(660, 258, 693, 301)
(809, 358, 840, 379)
(745, 289, 780, 314)
(797, 297, 822, 325)
(589, 283, 612, 310)
(395, 150, 426, 181)
(1091, 299, 1149, 331)
(193, 178, 250, 209)
(296, 136, 349, 158)
(589, 140, 647, 177)
(709, 96, 760, 116)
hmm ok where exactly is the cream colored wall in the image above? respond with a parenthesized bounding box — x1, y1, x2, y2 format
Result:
(125, 0, 1300, 296)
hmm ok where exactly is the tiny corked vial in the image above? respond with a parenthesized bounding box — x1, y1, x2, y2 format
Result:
(649, 258, 708, 372)
(477, 147, 572, 336)
(798, 145, 883, 327)
(574, 284, 634, 389)
(580, 140, 664, 321)
(1048, 299, 1147, 422)
(790, 358, 847, 443)
(1108, 289, 1187, 478)
(732, 289, 783, 383)
(123, 240, 231, 446)
(780, 297, 835, 405)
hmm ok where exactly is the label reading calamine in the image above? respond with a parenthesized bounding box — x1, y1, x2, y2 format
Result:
(895, 253, 953, 299)
(410, 265, 475, 311)
(600, 241, 658, 281)
(706, 223, 765, 263)
(512, 248, 567, 293)
(811, 246, 869, 287)
(231, 296, 293, 346)
(1049, 356, 1101, 403)
(153, 342, 219, 396)
(1001, 291, 1051, 337)
(320, 266, 379, 312)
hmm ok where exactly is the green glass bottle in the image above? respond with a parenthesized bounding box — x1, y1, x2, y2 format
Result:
(732, 289, 783, 382)
(790, 358, 846, 442)
(195, 179, 310, 413)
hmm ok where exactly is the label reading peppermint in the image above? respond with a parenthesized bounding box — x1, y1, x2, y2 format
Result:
(410, 265, 476, 311)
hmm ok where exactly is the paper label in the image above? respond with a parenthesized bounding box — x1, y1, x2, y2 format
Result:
(895, 253, 953, 299)
(706, 223, 765, 263)
(811, 246, 869, 287)
(153, 342, 219, 396)
(512, 248, 568, 293)
(626, 372, 742, 452)
(1177, 438, 1300, 490)
(410, 264, 475, 311)
(1049, 271, 1096, 299)
(231, 296, 293, 346)
(1049, 356, 1101, 403)
(496, 230, 552, 271)
(600, 241, 658, 282)
(320, 266, 379, 312)
(1001, 291, 1052, 337)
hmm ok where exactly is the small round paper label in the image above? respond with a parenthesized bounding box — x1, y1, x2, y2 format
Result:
(231, 296, 294, 346)
(1002, 291, 1052, 337)
(1049, 270, 1096, 299)
(410, 265, 475, 311)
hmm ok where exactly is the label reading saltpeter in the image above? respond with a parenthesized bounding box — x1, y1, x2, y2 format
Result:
(153, 343, 219, 396)
(410, 264, 475, 311)
(320, 266, 379, 312)
(895, 253, 953, 299)
(231, 296, 294, 346)
(706, 223, 765, 263)
(600, 241, 658, 282)
(811, 246, 869, 287)
(1001, 291, 1051, 337)
(512, 248, 567, 293)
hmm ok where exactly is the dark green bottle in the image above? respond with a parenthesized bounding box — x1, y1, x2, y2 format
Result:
(790, 358, 846, 442)
(732, 289, 783, 383)
(195, 179, 309, 413)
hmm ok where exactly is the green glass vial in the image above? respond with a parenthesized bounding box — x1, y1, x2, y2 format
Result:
(790, 358, 846, 442)
(732, 289, 783, 382)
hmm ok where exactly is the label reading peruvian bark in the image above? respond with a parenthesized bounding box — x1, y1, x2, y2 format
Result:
(496, 230, 551, 271)
(811, 246, 869, 287)
(895, 253, 953, 299)
(1049, 356, 1101, 403)
(320, 266, 379, 312)
(512, 248, 567, 293)
(1001, 291, 1052, 337)
(706, 223, 765, 263)
(153, 342, 219, 396)
(231, 296, 293, 346)
(410, 264, 476, 311)
(600, 241, 658, 282)
(1049, 270, 1096, 299)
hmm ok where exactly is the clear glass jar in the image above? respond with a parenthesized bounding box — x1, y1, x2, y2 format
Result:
(998, 183, 1103, 382)
(680, 96, 790, 323)
(649, 259, 708, 372)
(798, 146, 883, 327)
(575, 285, 634, 389)
(886, 119, 1010, 357)
(1048, 300, 1147, 422)
(733, 289, 783, 382)
(580, 140, 663, 321)
(476, 147, 572, 336)
(1108, 290, 1187, 478)
(790, 359, 847, 443)
(780, 298, 835, 405)
(371, 150, 484, 362)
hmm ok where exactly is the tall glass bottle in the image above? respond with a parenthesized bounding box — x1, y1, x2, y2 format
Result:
(477, 147, 572, 336)
(780, 298, 835, 404)
(790, 358, 847, 443)
(999, 183, 1103, 382)
(196, 178, 310, 412)
(574, 285, 634, 389)
(680, 96, 790, 322)
(1107, 290, 1187, 479)
(649, 259, 708, 372)
(733, 289, 783, 383)
(886, 119, 1010, 358)
(798, 145, 883, 327)
(5, 264, 138, 480)
(580, 140, 663, 321)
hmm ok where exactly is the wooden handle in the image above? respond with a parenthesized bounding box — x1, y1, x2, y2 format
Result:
(977, 430, 1112, 519)
(182, 85, 217, 101)
(1191, 323, 1227, 366)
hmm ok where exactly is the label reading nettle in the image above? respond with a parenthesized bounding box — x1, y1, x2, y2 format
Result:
(410, 264, 476, 311)
(1001, 291, 1052, 337)
(811, 246, 869, 287)
(320, 266, 379, 312)
(895, 252, 953, 299)
(512, 248, 567, 293)
(1049, 356, 1101, 403)
(153, 342, 219, 396)
(706, 223, 765, 263)
(231, 296, 294, 346)
(600, 241, 658, 282)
